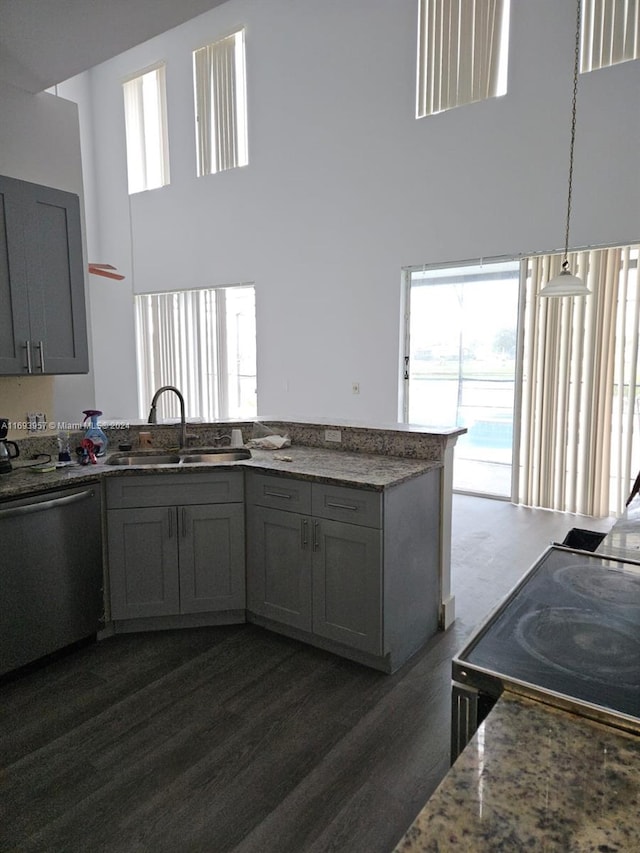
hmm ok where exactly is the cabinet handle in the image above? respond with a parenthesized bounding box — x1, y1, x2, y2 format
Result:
(168, 508, 173, 538)
(326, 501, 358, 512)
(264, 489, 292, 500)
(301, 518, 308, 549)
(182, 507, 188, 538)
(36, 341, 45, 372)
(24, 341, 33, 374)
(313, 520, 320, 551)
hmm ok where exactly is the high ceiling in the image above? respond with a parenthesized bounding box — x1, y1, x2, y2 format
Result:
(0, 0, 230, 93)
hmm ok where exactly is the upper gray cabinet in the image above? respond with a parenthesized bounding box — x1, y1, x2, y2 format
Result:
(0, 174, 89, 375)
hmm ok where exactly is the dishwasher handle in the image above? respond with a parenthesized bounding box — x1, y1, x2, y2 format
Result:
(0, 488, 95, 520)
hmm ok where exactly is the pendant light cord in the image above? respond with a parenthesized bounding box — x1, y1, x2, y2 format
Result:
(563, 0, 581, 271)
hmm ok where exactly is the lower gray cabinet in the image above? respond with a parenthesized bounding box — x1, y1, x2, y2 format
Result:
(106, 473, 245, 621)
(312, 518, 381, 655)
(246, 473, 383, 658)
(108, 506, 179, 618)
(246, 505, 313, 631)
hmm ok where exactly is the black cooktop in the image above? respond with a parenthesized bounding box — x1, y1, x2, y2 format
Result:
(454, 546, 640, 722)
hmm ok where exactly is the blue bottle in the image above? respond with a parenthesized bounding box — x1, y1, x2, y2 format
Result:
(82, 410, 108, 457)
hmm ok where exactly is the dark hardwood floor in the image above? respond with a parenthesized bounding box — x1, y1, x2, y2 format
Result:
(0, 496, 612, 853)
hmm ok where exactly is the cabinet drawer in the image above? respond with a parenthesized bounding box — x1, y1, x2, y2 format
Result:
(106, 472, 244, 509)
(312, 483, 381, 529)
(246, 472, 312, 514)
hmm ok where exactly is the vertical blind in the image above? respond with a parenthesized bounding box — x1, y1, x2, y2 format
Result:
(136, 289, 220, 422)
(516, 246, 640, 517)
(193, 30, 248, 176)
(135, 286, 257, 423)
(417, 0, 508, 117)
(581, 0, 640, 72)
(122, 65, 169, 194)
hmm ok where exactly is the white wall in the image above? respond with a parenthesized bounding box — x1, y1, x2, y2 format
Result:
(60, 0, 640, 424)
(0, 79, 95, 425)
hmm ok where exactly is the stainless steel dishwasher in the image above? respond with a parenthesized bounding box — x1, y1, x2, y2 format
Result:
(0, 484, 103, 676)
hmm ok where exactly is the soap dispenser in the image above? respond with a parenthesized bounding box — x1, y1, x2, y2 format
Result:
(82, 410, 108, 457)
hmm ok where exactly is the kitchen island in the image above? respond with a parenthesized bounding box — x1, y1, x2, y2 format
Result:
(394, 692, 640, 851)
(0, 420, 464, 674)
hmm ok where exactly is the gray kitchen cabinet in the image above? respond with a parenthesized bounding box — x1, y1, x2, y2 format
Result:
(106, 473, 245, 622)
(107, 505, 179, 619)
(246, 473, 388, 663)
(246, 504, 313, 631)
(311, 517, 381, 655)
(246, 506, 380, 652)
(0, 174, 88, 374)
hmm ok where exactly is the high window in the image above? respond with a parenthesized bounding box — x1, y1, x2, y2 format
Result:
(581, 0, 640, 72)
(193, 29, 248, 177)
(135, 285, 257, 422)
(416, 0, 510, 117)
(122, 64, 170, 194)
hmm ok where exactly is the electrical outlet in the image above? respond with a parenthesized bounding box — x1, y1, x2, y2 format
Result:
(27, 412, 47, 431)
(352, 382, 360, 394)
(324, 429, 342, 443)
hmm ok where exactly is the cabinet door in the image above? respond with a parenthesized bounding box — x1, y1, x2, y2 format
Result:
(246, 505, 312, 631)
(0, 176, 30, 373)
(312, 519, 382, 656)
(179, 503, 245, 614)
(23, 182, 88, 374)
(108, 507, 179, 619)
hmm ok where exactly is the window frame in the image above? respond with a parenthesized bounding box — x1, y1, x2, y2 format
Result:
(122, 62, 171, 195)
(193, 28, 249, 177)
(134, 283, 257, 423)
(416, 0, 511, 118)
(580, 0, 640, 73)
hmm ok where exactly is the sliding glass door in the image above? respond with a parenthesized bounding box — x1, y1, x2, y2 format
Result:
(403, 260, 520, 497)
(402, 246, 640, 513)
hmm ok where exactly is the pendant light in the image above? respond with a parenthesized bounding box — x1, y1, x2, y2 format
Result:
(539, 0, 590, 298)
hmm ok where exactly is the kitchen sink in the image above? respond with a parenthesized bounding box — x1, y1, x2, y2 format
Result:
(107, 453, 182, 466)
(180, 448, 251, 463)
(106, 447, 251, 466)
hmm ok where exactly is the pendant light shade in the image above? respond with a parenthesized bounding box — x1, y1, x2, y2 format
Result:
(539, 0, 590, 299)
(539, 262, 591, 298)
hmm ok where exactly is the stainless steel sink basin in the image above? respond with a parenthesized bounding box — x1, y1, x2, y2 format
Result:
(107, 453, 182, 466)
(179, 448, 251, 463)
(106, 447, 251, 466)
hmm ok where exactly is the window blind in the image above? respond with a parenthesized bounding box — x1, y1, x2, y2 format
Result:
(194, 30, 248, 176)
(417, 0, 509, 117)
(581, 0, 640, 72)
(515, 246, 640, 516)
(122, 65, 169, 194)
(135, 286, 256, 423)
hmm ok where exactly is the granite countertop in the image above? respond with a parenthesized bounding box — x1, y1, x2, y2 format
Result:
(0, 445, 441, 501)
(394, 693, 640, 852)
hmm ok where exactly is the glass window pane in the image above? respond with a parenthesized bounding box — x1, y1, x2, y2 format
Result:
(407, 260, 519, 496)
(135, 285, 256, 422)
(224, 286, 257, 418)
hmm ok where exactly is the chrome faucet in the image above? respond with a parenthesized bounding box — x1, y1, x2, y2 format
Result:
(147, 385, 190, 448)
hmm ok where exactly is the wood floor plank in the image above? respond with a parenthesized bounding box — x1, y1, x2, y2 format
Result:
(0, 625, 246, 765)
(0, 496, 605, 853)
